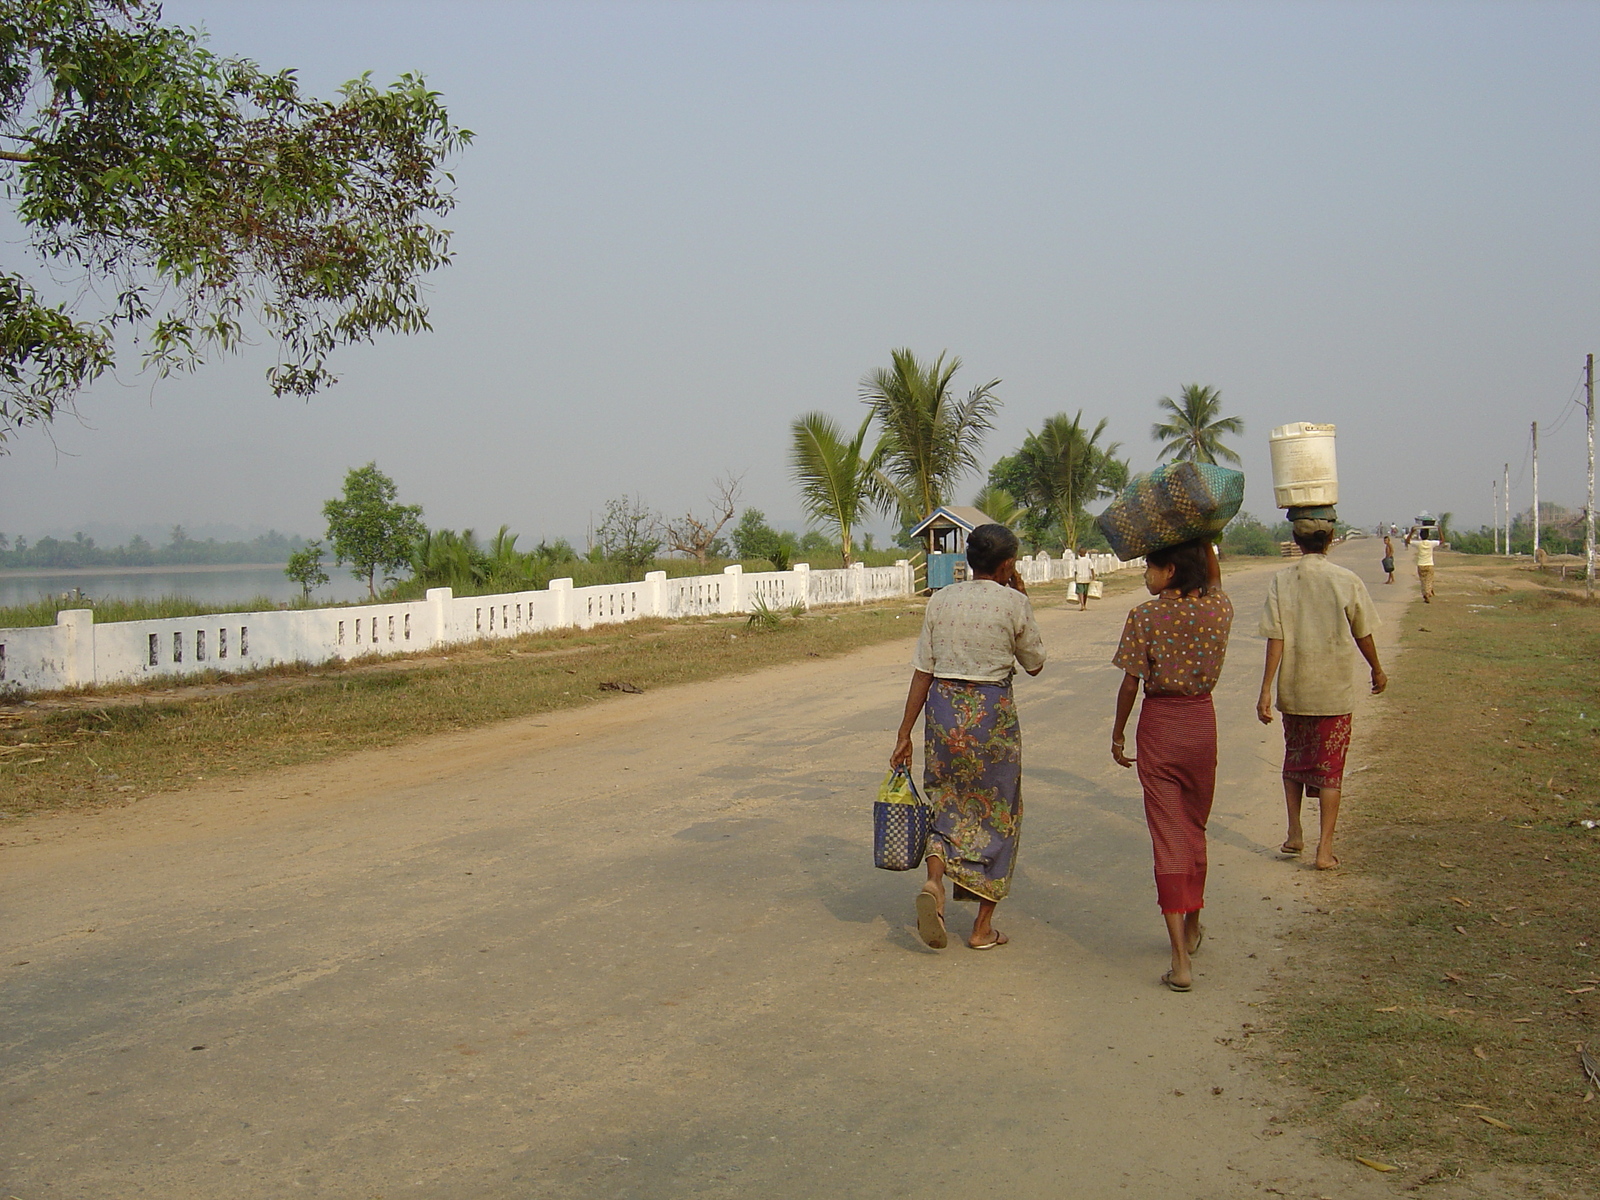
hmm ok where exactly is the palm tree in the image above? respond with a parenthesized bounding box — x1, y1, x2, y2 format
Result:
(971, 483, 1023, 529)
(1030, 411, 1127, 549)
(789, 412, 884, 565)
(861, 348, 1001, 538)
(1151, 384, 1244, 465)
(992, 412, 1127, 550)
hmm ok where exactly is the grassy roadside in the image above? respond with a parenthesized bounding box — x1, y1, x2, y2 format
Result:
(0, 576, 1113, 823)
(1264, 554, 1599, 1195)
(0, 597, 944, 821)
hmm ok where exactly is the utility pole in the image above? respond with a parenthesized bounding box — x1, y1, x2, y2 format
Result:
(1493, 479, 1500, 554)
(1532, 421, 1540, 557)
(1504, 462, 1511, 553)
(1587, 353, 1595, 597)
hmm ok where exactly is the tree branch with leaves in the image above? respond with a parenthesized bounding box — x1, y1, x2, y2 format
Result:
(0, 0, 472, 447)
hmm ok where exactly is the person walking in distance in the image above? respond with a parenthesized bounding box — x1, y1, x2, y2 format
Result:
(1381, 535, 1395, 585)
(1110, 539, 1231, 992)
(1073, 548, 1095, 611)
(1256, 516, 1387, 870)
(1405, 526, 1439, 603)
(892, 524, 1045, 951)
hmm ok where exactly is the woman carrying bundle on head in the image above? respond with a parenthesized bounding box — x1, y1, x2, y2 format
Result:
(1109, 538, 1232, 992)
(890, 524, 1046, 951)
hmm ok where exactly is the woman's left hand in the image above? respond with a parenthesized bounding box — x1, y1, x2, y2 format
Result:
(1112, 739, 1134, 768)
(890, 731, 914, 769)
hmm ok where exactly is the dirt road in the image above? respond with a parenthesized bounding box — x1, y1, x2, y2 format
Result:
(2, 544, 1411, 1199)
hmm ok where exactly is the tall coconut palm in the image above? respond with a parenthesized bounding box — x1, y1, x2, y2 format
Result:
(789, 411, 883, 565)
(861, 348, 1001, 538)
(1151, 383, 1244, 465)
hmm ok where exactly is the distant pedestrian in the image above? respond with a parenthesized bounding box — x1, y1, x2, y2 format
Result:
(1256, 517, 1387, 870)
(892, 524, 1046, 951)
(1110, 539, 1231, 992)
(1381, 536, 1395, 584)
(1073, 548, 1095, 611)
(1405, 527, 1439, 603)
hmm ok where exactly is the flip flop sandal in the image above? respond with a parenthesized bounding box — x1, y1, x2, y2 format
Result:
(915, 883, 948, 949)
(970, 930, 1009, 951)
(1315, 856, 1341, 871)
(1161, 971, 1193, 993)
(1279, 841, 1304, 856)
(1188, 925, 1204, 955)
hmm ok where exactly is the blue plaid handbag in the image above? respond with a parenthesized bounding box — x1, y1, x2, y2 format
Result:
(873, 766, 933, 871)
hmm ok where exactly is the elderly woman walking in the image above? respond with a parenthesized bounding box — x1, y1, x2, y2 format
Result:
(891, 524, 1046, 951)
(1110, 539, 1231, 992)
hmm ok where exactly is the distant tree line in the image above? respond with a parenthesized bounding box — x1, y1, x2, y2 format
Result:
(0, 527, 308, 569)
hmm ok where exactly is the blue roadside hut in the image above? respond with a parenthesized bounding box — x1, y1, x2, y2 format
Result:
(909, 505, 997, 589)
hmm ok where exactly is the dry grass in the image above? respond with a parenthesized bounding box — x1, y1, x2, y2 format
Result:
(0, 599, 928, 820)
(1261, 554, 1600, 1195)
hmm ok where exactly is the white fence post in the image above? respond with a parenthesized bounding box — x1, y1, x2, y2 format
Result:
(644, 570, 666, 617)
(426, 587, 452, 649)
(793, 562, 810, 610)
(550, 578, 573, 628)
(849, 561, 865, 603)
(722, 564, 744, 613)
(896, 559, 912, 596)
(58, 608, 94, 688)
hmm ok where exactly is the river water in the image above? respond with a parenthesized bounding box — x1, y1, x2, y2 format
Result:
(0, 565, 371, 611)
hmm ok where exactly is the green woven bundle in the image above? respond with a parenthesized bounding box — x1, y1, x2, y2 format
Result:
(1095, 461, 1244, 559)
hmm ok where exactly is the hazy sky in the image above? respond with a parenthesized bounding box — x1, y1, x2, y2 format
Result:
(4, 0, 1598, 546)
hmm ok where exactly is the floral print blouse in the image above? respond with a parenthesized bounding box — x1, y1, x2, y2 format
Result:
(1112, 589, 1233, 696)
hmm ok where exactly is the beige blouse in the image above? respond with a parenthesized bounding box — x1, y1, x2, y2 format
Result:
(1258, 553, 1379, 716)
(911, 579, 1046, 683)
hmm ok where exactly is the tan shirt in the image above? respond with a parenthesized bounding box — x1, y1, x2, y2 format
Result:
(912, 579, 1046, 683)
(1413, 539, 1438, 568)
(1258, 553, 1378, 716)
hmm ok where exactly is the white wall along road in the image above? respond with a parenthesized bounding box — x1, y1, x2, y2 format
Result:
(0, 552, 1134, 695)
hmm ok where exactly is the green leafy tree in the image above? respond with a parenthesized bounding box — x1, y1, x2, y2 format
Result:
(595, 495, 661, 576)
(1219, 512, 1276, 557)
(989, 411, 1127, 550)
(0, 1, 471, 447)
(323, 462, 425, 597)
(860, 348, 1000, 535)
(731, 508, 795, 570)
(1151, 384, 1244, 465)
(789, 412, 883, 565)
(284, 540, 330, 601)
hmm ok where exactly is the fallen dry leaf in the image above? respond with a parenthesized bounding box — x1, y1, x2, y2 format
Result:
(1565, 987, 1595, 995)
(1477, 1114, 1515, 1131)
(1450, 896, 1472, 908)
(1376, 1005, 1400, 1013)
(1454, 925, 1468, 935)
(1354, 1156, 1397, 1172)
(1473, 1046, 1489, 1060)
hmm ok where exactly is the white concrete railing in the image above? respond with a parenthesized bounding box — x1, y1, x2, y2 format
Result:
(0, 552, 1140, 695)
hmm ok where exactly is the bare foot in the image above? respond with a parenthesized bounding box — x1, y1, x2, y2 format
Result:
(1314, 854, 1340, 871)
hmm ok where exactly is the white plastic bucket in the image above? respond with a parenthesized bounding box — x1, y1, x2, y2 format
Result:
(1269, 422, 1338, 508)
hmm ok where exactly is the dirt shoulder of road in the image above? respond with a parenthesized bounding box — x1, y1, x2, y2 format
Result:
(1262, 552, 1599, 1196)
